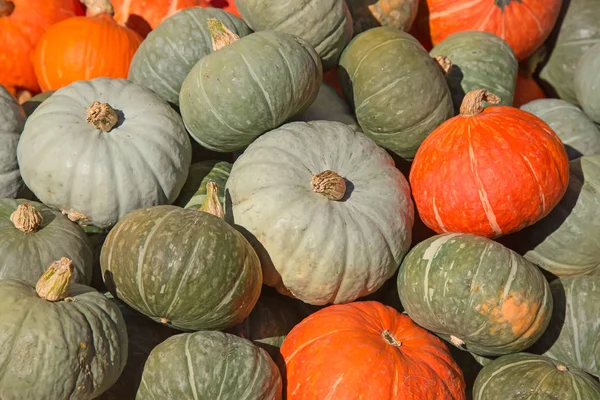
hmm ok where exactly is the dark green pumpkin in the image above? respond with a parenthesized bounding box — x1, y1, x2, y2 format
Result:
(473, 353, 600, 400)
(173, 160, 232, 211)
(429, 30, 518, 113)
(339, 27, 453, 159)
(136, 331, 282, 400)
(100, 205, 262, 331)
(398, 233, 552, 356)
(575, 42, 600, 124)
(22, 90, 55, 117)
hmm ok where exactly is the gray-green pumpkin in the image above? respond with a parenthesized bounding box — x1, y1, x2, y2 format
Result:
(292, 83, 359, 130)
(0, 199, 93, 286)
(339, 27, 453, 159)
(521, 99, 600, 160)
(173, 160, 232, 210)
(17, 78, 192, 229)
(575, 43, 600, 124)
(398, 233, 552, 356)
(235, 0, 352, 70)
(136, 331, 282, 400)
(430, 30, 518, 113)
(180, 30, 322, 153)
(0, 85, 25, 198)
(22, 90, 55, 117)
(128, 8, 252, 107)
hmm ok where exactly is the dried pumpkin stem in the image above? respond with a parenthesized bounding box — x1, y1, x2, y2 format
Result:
(207, 18, 240, 51)
(10, 202, 43, 233)
(433, 55, 452, 76)
(36, 258, 74, 302)
(556, 364, 568, 372)
(459, 89, 501, 117)
(0, 0, 15, 17)
(81, 0, 115, 17)
(199, 182, 224, 219)
(450, 335, 465, 347)
(87, 101, 119, 132)
(311, 170, 346, 201)
(382, 330, 402, 347)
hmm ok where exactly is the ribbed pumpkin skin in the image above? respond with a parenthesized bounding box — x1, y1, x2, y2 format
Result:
(280, 301, 466, 400)
(473, 353, 600, 400)
(180, 31, 322, 153)
(521, 99, 600, 160)
(415, 0, 561, 61)
(346, 0, 419, 34)
(575, 43, 600, 124)
(292, 84, 358, 129)
(339, 27, 453, 159)
(410, 105, 570, 238)
(17, 78, 192, 229)
(226, 121, 414, 305)
(0, 281, 128, 400)
(128, 7, 251, 107)
(0, 199, 93, 285)
(235, 0, 352, 70)
(398, 233, 552, 356)
(173, 160, 232, 210)
(0, 86, 25, 198)
(100, 205, 262, 331)
(136, 331, 282, 400)
(429, 31, 518, 113)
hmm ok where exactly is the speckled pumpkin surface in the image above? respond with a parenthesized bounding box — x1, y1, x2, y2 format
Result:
(0, 85, 25, 198)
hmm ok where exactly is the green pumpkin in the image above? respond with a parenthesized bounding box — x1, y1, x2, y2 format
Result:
(346, 0, 419, 35)
(339, 27, 453, 159)
(575, 43, 600, 123)
(17, 78, 192, 229)
(292, 84, 358, 130)
(136, 331, 282, 400)
(398, 233, 552, 356)
(22, 90, 55, 117)
(128, 8, 252, 107)
(0, 85, 25, 198)
(430, 30, 518, 113)
(235, 0, 352, 70)
(539, 0, 600, 103)
(473, 353, 600, 400)
(0, 260, 128, 399)
(0, 199, 93, 285)
(173, 160, 232, 211)
(226, 121, 414, 305)
(180, 30, 322, 153)
(520, 99, 600, 160)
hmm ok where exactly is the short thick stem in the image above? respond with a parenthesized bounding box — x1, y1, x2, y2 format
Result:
(556, 364, 568, 372)
(10, 203, 43, 233)
(87, 101, 119, 132)
(382, 330, 402, 347)
(207, 18, 240, 51)
(199, 182, 224, 219)
(450, 335, 465, 347)
(36, 258, 74, 302)
(459, 89, 501, 117)
(82, 0, 115, 17)
(0, 0, 15, 17)
(311, 170, 346, 201)
(433, 55, 452, 76)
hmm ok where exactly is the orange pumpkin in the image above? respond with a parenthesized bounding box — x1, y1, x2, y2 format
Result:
(33, 0, 142, 92)
(322, 67, 343, 98)
(280, 301, 466, 400)
(410, 89, 570, 239)
(0, 0, 83, 96)
(513, 72, 546, 108)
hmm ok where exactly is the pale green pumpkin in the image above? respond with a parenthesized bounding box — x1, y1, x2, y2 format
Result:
(575, 43, 600, 124)
(0, 85, 25, 198)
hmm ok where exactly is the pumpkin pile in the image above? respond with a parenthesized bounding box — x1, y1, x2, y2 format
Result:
(1, 0, 600, 399)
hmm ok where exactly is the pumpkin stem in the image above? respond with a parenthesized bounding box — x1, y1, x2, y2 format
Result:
(450, 335, 465, 347)
(36, 258, 74, 302)
(81, 0, 115, 17)
(382, 330, 402, 347)
(556, 364, 568, 372)
(0, 0, 15, 17)
(87, 101, 119, 132)
(459, 89, 501, 117)
(311, 170, 346, 201)
(10, 202, 43, 233)
(207, 18, 240, 51)
(199, 182, 225, 219)
(433, 55, 452, 76)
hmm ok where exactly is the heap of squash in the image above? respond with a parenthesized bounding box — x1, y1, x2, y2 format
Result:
(1, 0, 599, 399)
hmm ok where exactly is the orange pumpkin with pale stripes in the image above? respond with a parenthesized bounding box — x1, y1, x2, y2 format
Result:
(409, 89, 569, 239)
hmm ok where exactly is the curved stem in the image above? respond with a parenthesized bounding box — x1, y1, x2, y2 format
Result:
(459, 89, 501, 117)
(433, 55, 452, 76)
(207, 18, 240, 51)
(36, 258, 74, 302)
(199, 182, 224, 219)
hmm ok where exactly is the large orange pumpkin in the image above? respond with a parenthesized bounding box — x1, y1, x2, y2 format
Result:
(414, 0, 562, 61)
(0, 0, 83, 96)
(410, 89, 570, 239)
(33, 0, 142, 92)
(280, 301, 466, 400)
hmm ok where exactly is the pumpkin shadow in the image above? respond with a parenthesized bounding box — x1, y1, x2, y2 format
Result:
(340, 178, 354, 201)
(125, 14, 153, 39)
(563, 145, 583, 161)
(348, 0, 383, 35)
(525, 278, 566, 355)
(113, 109, 126, 130)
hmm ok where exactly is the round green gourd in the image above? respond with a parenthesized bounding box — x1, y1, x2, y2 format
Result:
(180, 30, 322, 153)
(0, 199, 93, 286)
(128, 8, 252, 108)
(136, 331, 282, 400)
(575, 43, 600, 124)
(473, 353, 600, 400)
(398, 233, 552, 356)
(0, 85, 25, 199)
(292, 83, 359, 130)
(22, 90, 55, 117)
(520, 99, 600, 160)
(339, 27, 453, 159)
(429, 30, 518, 113)
(173, 160, 232, 210)
(17, 78, 192, 229)
(234, 0, 352, 70)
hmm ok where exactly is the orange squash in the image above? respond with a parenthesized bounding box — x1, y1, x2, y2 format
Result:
(33, 0, 142, 92)
(0, 0, 83, 96)
(513, 72, 546, 108)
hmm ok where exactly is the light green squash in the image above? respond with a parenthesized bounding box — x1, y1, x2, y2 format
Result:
(575, 42, 600, 123)
(0, 85, 25, 198)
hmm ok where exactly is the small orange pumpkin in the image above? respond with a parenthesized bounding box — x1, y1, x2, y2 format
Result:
(33, 0, 142, 92)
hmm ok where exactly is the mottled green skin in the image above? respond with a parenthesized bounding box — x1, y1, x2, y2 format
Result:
(575, 43, 600, 123)
(173, 160, 232, 211)
(0, 281, 128, 400)
(235, 0, 352, 70)
(22, 91, 55, 117)
(500, 156, 600, 276)
(292, 83, 358, 130)
(539, 0, 600, 104)
(521, 99, 600, 160)
(0, 199, 93, 285)
(100, 205, 262, 331)
(430, 31, 518, 113)
(136, 331, 282, 400)
(339, 27, 453, 159)
(128, 8, 252, 107)
(347, 0, 419, 35)
(473, 353, 600, 400)
(0, 85, 25, 198)
(398, 233, 552, 356)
